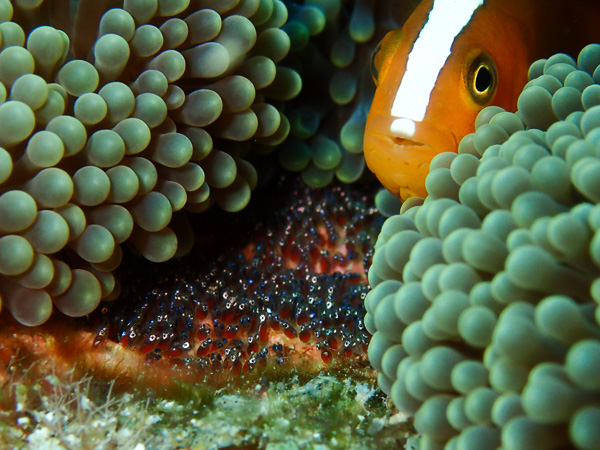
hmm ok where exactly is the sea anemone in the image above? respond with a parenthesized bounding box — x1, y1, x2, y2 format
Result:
(366, 44, 600, 449)
(275, 0, 420, 188)
(0, 0, 300, 326)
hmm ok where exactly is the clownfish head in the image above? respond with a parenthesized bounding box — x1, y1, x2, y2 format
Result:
(364, 0, 530, 200)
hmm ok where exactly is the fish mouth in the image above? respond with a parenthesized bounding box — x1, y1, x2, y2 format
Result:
(365, 114, 458, 153)
(393, 137, 426, 148)
(363, 115, 458, 199)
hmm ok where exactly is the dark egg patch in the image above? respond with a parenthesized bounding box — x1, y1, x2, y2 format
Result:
(91, 175, 384, 387)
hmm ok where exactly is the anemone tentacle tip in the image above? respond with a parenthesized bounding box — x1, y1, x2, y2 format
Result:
(0, 0, 302, 325)
(366, 44, 600, 448)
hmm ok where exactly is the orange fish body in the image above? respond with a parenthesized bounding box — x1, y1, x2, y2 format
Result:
(364, 0, 600, 200)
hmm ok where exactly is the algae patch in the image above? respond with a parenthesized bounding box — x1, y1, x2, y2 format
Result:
(0, 370, 412, 449)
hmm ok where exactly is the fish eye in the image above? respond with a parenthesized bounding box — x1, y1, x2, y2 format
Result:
(475, 65, 492, 93)
(369, 29, 404, 87)
(465, 50, 497, 105)
(370, 40, 382, 85)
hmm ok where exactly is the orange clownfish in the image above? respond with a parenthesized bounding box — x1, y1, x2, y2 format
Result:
(364, 0, 600, 200)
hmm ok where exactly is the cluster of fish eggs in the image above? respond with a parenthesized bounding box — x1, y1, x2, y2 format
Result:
(366, 44, 600, 449)
(0, 0, 300, 326)
(95, 177, 382, 376)
(274, 0, 412, 188)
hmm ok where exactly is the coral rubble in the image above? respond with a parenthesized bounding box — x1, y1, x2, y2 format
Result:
(0, 371, 409, 449)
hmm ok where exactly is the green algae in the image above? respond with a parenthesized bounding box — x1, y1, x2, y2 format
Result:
(0, 370, 413, 449)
